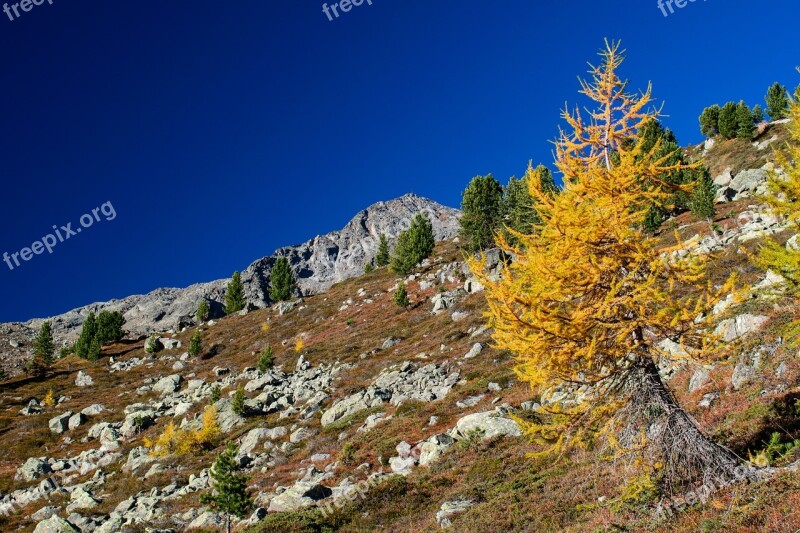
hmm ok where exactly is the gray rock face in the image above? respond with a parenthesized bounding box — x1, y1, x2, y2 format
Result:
(1, 196, 459, 356)
(714, 314, 769, 342)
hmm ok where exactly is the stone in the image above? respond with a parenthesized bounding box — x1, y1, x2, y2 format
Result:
(74, 371, 93, 387)
(67, 413, 87, 430)
(159, 337, 182, 350)
(268, 483, 333, 512)
(33, 515, 78, 533)
(714, 314, 769, 342)
(80, 404, 106, 416)
(463, 343, 483, 359)
(187, 511, 226, 530)
(418, 434, 455, 466)
(49, 412, 73, 434)
(382, 337, 402, 350)
(436, 499, 474, 528)
(152, 374, 183, 395)
(31, 506, 60, 521)
(290, 427, 315, 444)
(239, 428, 271, 457)
(688, 367, 710, 393)
(450, 410, 523, 440)
(66, 487, 99, 512)
(16, 457, 51, 481)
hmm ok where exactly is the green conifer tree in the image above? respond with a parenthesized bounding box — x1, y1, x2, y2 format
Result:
(718, 102, 739, 139)
(374, 234, 390, 267)
(188, 331, 202, 357)
(96, 311, 125, 345)
(30, 321, 55, 377)
(391, 213, 435, 275)
(269, 257, 297, 302)
(196, 300, 210, 323)
(393, 283, 410, 310)
(690, 168, 717, 220)
(75, 313, 98, 359)
(231, 385, 246, 416)
(699, 104, 721, 137)
(224, 272, 246, 315)
(766, 82, 789, 120)
(258, 346, 274, 373)
(87, 336, 101, 362)
(503, 164, 557, 245)
(460, 174, 504, 252)
(200, 442, 253, 533)
(736, 101, 755, 139)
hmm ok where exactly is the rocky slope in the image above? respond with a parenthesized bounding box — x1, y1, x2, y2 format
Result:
(0, 194, 460, 377)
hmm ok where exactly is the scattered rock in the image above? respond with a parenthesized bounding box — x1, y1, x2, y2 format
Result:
(74, 371, 93, 387)
(436, 499, 474, 528)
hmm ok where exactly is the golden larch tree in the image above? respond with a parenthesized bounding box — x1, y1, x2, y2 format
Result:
(470, 41, 745, 491)
(756, 76, 800, 339)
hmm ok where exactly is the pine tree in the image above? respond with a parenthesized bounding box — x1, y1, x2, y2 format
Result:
(257, 346, 274, 373)
(699, 104, 721, 137)
(391, 213, 435, 275)
(635, 118, 694, 231)
(766, 82, 789, 120)
(375, 234, 390, 267)
(231, 385, 246, 416)
(503, 164, 557, 246)
(269, 257, 297, 302)
(460, 174, 504, 252)
(201, 442, 253, 533)
(188, 331, 202, 357)
(145, 333, 162, 355)
(224, 272, 246, 315)
(718, 101, 739, 139)
(736, 101, 755, 139)
(752, 104, 765, 124)
(364, 262, 374, 274)
(756, 82, 800, 339)
(689, 167, 717, 220)
(75, 313, 98, 359)
(470, 42, 742, 490)
(196, 300, 209, 323)
(393, 283, 410, 310)
(96, 311, 125, 345)
(30, 321, 55, 377)
(87, 336, 101, 362)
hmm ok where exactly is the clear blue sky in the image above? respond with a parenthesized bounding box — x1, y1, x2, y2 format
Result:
(1, 0, 798, 322)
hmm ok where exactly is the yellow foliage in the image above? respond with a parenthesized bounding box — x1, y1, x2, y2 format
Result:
(43, 389, 55, 408)
(144, 405, 220, 457)
(261, 322, 270, 333)
(756, 76, 800, 342)
(295, 338, 305, 352)
(469, 41, 733, 458)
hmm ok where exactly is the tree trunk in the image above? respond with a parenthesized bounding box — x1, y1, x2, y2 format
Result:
(226, 513, 231, 533)
(631, 358, 751, 492)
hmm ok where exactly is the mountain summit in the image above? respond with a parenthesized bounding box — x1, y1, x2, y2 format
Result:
(0, 194, 459, 369)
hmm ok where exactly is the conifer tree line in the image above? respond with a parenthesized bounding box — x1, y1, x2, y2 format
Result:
(459, 116, 715, 241)
(698, 82, 789, 139)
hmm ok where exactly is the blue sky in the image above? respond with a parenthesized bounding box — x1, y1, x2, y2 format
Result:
(0, 0, 798, 322)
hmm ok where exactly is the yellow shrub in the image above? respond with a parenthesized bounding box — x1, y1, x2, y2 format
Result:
(294, 338, 305, 352)
(144, 406, 220, 457)
(43, 389, 55, 408)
